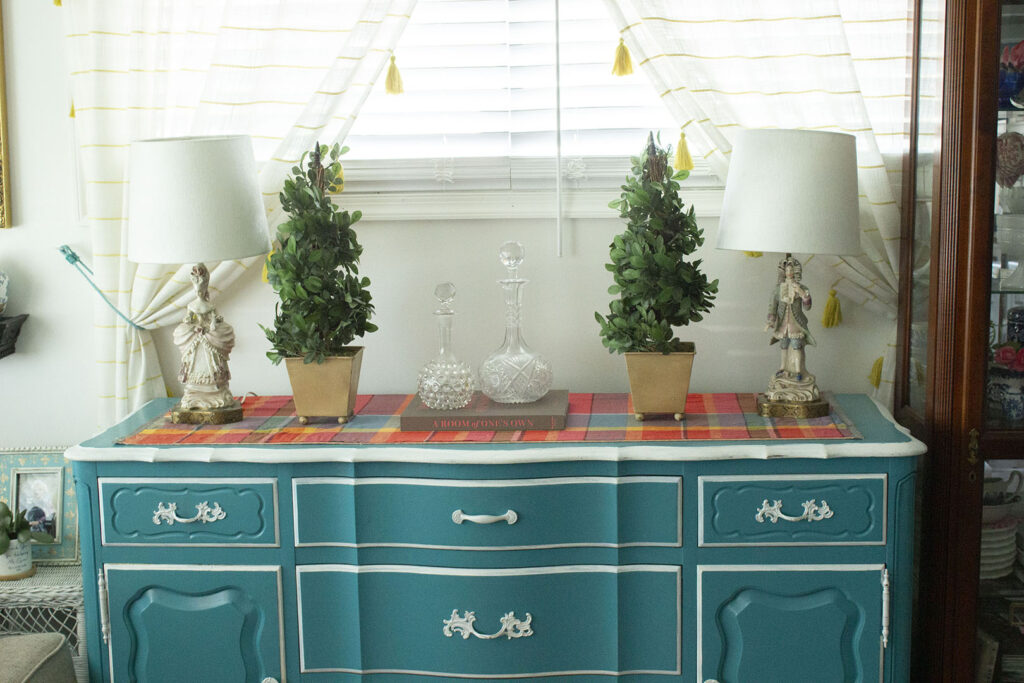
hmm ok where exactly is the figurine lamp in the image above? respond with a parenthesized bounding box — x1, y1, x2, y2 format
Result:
(127, 135, 270, 424)
(716, 129, 860, 418)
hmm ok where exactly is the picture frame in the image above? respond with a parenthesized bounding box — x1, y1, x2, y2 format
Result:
(11, 467, 63, 544)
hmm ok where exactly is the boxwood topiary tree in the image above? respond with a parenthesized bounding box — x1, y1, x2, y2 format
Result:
(263, 142, 377, 365)
(595, 133, 718, 354)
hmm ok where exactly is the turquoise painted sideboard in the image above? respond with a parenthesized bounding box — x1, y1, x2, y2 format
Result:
(66, 394, 924, 683)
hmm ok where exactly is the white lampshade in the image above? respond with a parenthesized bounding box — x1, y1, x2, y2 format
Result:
(716, 129, 861, 256)
(127, 135, 270, 264)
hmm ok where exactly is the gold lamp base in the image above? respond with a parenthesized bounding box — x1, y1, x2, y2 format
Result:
(757, 395, 830, 419)
(171, 403, 243, 425)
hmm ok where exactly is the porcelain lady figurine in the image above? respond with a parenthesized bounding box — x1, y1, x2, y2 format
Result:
(172, 264, 239, 414)
(764, 256, 819, 402)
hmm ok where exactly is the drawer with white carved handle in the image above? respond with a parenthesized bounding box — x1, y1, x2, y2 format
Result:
(295, 564, 681, 677)
(697, 474, 887, 547)
(98, 477, 279, 546)
(291, 476, 681, 550)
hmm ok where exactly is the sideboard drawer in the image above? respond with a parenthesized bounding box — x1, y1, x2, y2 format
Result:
(698, 474, 887, 547)
(292, 476, 681, 549)
(296, 564, 681, 677)
(99, 478, 279, 546)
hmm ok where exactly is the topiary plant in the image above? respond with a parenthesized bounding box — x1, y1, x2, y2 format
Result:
(595, 133, 718, 354)
(0, 501, 53, 555)
(262, 142, 377, 365)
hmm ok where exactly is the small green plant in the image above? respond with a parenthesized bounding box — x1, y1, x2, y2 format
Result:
(595, 133, 718, 354)
(0, 501, 53, 554)
(263, 142, 377, 365)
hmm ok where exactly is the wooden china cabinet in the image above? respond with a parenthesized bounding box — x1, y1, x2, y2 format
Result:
(899, 0, 1024, 679)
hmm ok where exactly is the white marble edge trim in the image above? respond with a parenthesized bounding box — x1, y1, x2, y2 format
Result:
(66, 438, 925, 463)
(295, 563, 681, 677)
(695, 563, 885, 683)
(696, 474, 888, 547)
(292, 476, 682, 549)
(97, 477, 280, 548)
(103, 563, 286, 683)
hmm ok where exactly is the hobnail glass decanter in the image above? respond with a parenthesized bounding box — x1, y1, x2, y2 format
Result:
(417, 282, 474, 410)
(478, 242, 553, 403)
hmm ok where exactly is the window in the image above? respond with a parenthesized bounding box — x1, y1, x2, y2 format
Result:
(341, 0, 694, 195)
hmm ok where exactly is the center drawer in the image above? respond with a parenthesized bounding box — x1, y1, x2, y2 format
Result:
(296, 564, 681, 677)
(292, 476, 681, 549)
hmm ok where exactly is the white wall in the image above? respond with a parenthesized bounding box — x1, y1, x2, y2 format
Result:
(1, 1, 890, 449)
(0, 0, 95, 450)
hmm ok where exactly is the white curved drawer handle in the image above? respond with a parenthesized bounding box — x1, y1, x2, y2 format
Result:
(451, 509, 518, 525)
(152, 501, 227, 526)
(443, 609, 533, 640)
(755, 499, 833, 524)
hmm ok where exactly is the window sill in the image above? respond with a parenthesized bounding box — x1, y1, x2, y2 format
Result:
(343, 187, 726, 222)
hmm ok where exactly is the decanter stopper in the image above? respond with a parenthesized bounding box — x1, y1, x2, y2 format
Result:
(417, 282, 474, 410)
(479, 241, 553, 403)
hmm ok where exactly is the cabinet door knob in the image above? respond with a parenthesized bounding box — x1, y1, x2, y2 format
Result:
(754, 498, 833, 523)
(451, 509, 518, 525)
(443, 609, 533, 640)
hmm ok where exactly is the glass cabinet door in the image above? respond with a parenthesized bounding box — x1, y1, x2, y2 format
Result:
(990, 5, 1024, 432)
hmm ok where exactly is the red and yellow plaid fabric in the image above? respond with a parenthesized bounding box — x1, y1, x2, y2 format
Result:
(119, 393, 859, 446)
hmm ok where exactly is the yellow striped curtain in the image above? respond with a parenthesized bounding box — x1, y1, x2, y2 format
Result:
(62, 0, 416, 426)
(601, 0, 916, 408)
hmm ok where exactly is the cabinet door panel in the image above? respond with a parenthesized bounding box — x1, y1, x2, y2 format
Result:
(699, 565, 883, 683)
(104, 565, 284, 683)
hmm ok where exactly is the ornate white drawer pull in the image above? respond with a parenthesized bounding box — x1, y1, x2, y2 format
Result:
(152, 501, 227, 526)
(755, 498, 833, 524)
(443, 609, 533, 640)
(451, 509, 518, 525)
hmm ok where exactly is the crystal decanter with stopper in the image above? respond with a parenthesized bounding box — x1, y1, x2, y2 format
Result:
(417, 282, 474, 410)
(479, 241, 552, 403)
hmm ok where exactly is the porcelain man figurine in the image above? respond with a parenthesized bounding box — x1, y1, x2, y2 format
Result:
(172, 263, 239, 414)
(764, 255, 820, 403)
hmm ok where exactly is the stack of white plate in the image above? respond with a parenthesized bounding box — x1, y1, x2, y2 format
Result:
(982, 516, 1018, 579)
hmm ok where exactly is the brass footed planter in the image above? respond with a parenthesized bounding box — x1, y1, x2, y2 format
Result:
(284, 347, 364, 424)
(624, 350, 695, 421)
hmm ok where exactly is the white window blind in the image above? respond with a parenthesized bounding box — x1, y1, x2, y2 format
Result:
(341, 0, 688, 192)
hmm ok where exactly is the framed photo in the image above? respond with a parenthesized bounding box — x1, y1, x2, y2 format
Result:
(11, 467, 63, 544)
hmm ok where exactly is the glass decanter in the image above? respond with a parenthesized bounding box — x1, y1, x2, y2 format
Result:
(417, 282, 474, 410)
(479, 241, 553, 403)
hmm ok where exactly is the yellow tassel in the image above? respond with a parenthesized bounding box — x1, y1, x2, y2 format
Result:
(385, 55, 404, 94)
(868, 356, 884, 389)
(675, 130, 694, 172)
(262, 250, 274, 284)
(821, 289, 842, 328)
(612, 38, 633, 76)
(54, 0, 62, 6)
(743, 251, 763, 258)
(69, 101, 75, 118)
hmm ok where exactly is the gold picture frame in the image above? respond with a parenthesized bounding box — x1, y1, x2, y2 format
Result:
(0, 4, 11, 228)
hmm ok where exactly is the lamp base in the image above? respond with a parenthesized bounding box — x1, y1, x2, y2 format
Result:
(757, 395, 830, 419)
(171, 401, 243, 425)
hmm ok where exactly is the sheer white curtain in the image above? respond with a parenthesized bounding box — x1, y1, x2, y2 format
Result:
(63, 0, 415, 425)
(601, 0, 912, 407)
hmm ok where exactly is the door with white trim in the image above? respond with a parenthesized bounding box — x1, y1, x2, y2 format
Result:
(102, 564, 285, 683)
(698, 564, 886, 683)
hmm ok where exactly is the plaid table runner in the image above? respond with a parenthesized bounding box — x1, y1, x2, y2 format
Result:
(118, 393, 860, 446)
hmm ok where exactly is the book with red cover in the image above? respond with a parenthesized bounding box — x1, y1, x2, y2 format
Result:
(400, 390, 569, 432)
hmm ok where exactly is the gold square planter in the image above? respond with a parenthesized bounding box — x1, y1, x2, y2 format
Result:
(284, 347, 364, 424)
(624, 350, 695, 421)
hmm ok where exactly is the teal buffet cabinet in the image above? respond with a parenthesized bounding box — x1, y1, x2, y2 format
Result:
(65, 394, 924, 683)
